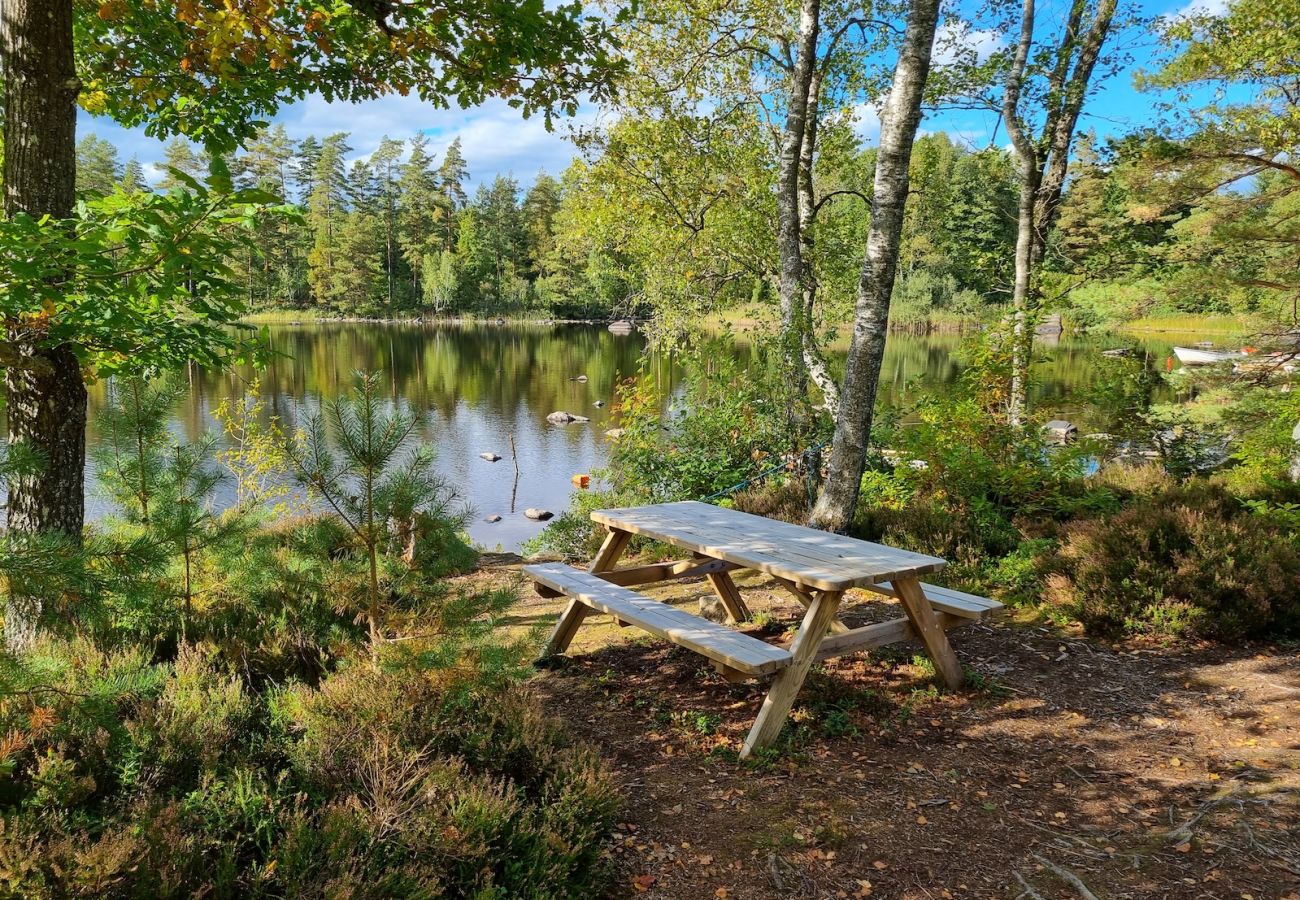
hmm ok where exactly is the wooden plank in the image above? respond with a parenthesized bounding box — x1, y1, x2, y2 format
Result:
(601, 502, 943, 580)
(525, 563, 793, 676)
(592, 501, 945, 591)
(865, 581, 1003, 621)
(742, 589, 844, 758)
(892, 576, 964, 690)
(539, 527, 631, 658)
(813, 612, 965, 662)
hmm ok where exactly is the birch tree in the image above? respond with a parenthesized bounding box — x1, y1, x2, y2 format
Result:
(1000, 0, 1119, 423)
(810, 0, 944, 531)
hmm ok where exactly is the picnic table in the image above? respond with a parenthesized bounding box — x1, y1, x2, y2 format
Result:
(525, 500, 1001, 758)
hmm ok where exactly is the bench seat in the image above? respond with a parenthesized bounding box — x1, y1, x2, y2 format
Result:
(525, 563, 793, 676)
(864, 581, 1004, 621)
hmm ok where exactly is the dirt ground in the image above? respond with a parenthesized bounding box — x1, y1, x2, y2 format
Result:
(466, 555, 1300, 900)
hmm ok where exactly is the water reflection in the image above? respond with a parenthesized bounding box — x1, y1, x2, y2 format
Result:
(71, 323, 1197, 549)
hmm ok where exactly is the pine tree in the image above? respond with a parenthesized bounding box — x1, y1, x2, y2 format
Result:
(306, 133, 353, 307)
(294, 135, 323, 201)
(74, 134, 122, 196)
(120, 157, 148, 195)
(371, 136, 406, 308)
(522, 173, 562, 283)
(398, 134, 444, 295)
(157, 137, 206, 191)
(283, 372, 465, 653)
(435, 136, 469, 252)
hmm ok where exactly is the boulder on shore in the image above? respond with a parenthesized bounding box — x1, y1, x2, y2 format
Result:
(604, 428, 625, 440)
(547, 411, 590, 425)
(524, 508, 554, 521)
(480, 452, 502, 462)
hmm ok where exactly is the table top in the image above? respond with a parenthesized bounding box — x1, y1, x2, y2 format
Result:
(590, 500, 946, 592)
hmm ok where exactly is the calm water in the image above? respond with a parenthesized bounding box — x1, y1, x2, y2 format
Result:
(75, 322, 1203, 550)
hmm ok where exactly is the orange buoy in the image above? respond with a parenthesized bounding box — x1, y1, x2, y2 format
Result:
(571, 473, 591, 489)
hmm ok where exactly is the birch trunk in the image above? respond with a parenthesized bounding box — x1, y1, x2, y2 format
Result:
(809, 0, 942, 532)
(776, 0, 821, 429)
(1003, 0, 1116, 424)
(2, 0, 88, 651)
(796, 70, 840, 418)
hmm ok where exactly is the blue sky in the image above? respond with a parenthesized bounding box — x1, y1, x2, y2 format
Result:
(82, 0, 1223, 189)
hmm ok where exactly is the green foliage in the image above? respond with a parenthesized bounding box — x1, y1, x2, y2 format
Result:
(76, 0, 627, 153)
(0, 175, 284, 378)
(1043, 480, 1300, 639)
(608, 350, 787, 504)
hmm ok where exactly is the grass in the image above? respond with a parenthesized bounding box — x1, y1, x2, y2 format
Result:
(1115, 313, 1262, 336)
(240, 308, 330, 324)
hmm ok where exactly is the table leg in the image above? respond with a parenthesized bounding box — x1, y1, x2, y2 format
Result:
(540, 527, 632, 658)
(703, 568, 751, 623)
(776, 576, 850, 634)
(741, 589, 843, 758)
(892, 576, 964, 690)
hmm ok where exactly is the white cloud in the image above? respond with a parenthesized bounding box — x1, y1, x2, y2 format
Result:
(852, 100, 883, 140)
(1169, 0, 1229, 19)
(81, 92, 589, 190)
(932, 21, 1005, 67)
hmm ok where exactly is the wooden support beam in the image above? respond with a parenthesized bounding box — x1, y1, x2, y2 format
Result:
(595, 556, 738, 587)
(539, 528, 631, 659)
(812, 613, 964, 662)
(773, 575, 850, 634)
(742, 590, 843, 758)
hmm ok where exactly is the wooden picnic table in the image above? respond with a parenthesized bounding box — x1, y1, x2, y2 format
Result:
(528, 500, 1000, 758)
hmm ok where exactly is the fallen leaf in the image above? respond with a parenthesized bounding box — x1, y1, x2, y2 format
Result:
(631, 874, 656, 892)
(714, 889, 729, 898)
(916, 815, 928, 825)
(1175, 842, 1192, 853)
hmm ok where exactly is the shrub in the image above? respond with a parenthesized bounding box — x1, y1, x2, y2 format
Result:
(0, 648, 618, 898)
(1043, 481, 1300, 640)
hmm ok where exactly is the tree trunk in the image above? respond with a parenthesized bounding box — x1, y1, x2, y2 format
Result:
(1002, 0, 1116, 424)
(796, 70, 840, 418)
(2, 0, 87, 651)
(1002, 0, 1038, 426)
(775, 0, 820, 431)
(1007, 170, 1039, 425)
(809, 0, 942, 532)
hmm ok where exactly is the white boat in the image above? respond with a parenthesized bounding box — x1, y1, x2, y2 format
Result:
(1173, 346, 1246, 365)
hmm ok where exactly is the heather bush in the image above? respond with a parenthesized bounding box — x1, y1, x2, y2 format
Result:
(0, 649, 618, 898)
(1042, 480, 1300, 639)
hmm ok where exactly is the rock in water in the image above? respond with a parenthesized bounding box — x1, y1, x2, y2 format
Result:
(484, 514, 502, 523)
(569, 374, 589, 382)
(1043, 419, 1079, 444)
(593, 400, 606, 408)
(524, 508, 554, 521)
(547, 411, 590, 424)
(480, 451, 502, 462)
(604, 428, 625, 440)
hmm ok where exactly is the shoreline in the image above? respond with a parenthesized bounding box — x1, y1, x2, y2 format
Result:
(239, 308, 1261, 339)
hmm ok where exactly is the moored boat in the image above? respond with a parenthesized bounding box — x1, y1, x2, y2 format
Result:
(1172, 346, 1246, 365)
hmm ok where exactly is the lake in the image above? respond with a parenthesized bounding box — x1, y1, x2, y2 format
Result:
(76, 322, 1206, 550)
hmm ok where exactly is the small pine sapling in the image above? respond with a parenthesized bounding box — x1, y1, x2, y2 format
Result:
(283, 372, 466, 652)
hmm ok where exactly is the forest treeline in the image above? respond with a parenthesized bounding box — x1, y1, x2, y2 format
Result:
(78, 123, 1290, 328)
(76, 128, 637, 318)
